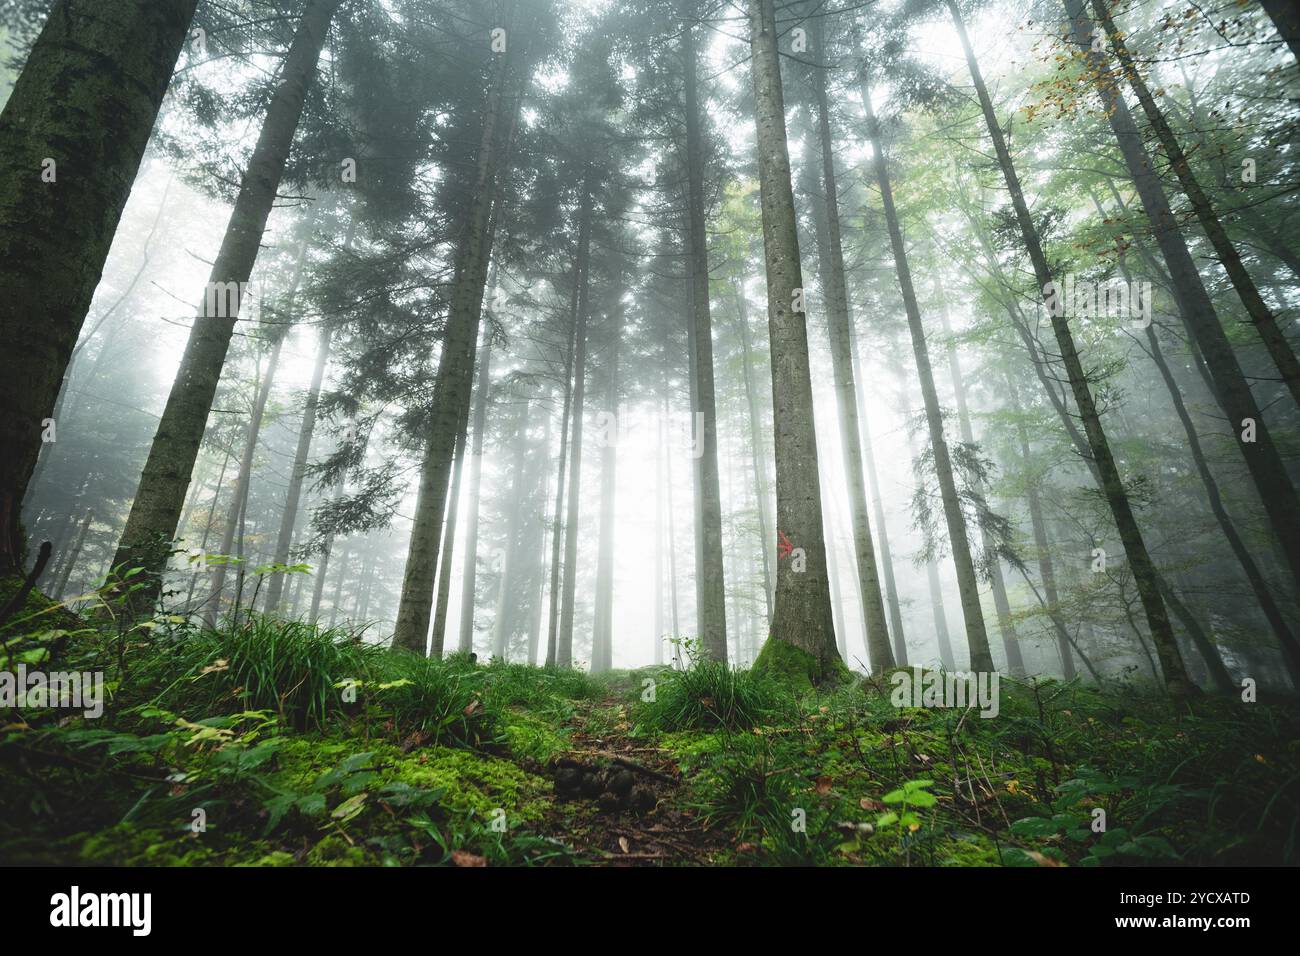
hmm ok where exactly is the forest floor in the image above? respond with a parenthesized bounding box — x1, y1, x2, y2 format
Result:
(2, 581, 1298, 867)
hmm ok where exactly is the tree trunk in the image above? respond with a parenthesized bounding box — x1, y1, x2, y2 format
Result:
(558, 209, 593, 669)
(491, 401, 532, 660)
(204, 335, 283, 625)
(746, 0, 839, 680)
(265, 324, 333, 611)
(591, 287, 623, 673)
(1258, 0, 1300, 66)
(546, 246, 584, 667)
(457, 326, 494, 654)
(863, 85, 994, 672)
(0, 0, 198, 571)
(53, 509, 93, 600)
(850, 323, 907, 665)
(951, 0, 1192, 694)
(391, 27, 516, 654)
(430, 390, 471, 657)
(682, 3, 728, 662)
(110, 0, 340, 609)
(1064, 0, 1300, 611)
(936, 294, 1024, 675)
(733, 288, 775, 623)
(1089, 0, 1300, 411)
(808, 52, 894, 672)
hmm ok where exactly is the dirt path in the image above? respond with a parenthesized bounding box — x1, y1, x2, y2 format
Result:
(538, 694, 728, 866)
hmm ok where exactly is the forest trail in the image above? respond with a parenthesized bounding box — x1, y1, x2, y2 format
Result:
(540, 692, 727, 866)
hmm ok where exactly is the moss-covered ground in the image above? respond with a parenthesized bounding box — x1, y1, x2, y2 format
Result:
(1, 591, 1297, 866)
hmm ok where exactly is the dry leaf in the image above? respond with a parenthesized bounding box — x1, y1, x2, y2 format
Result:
(618, 837, 630, 854)
(451, 850, 487, 867)
(815, 775, 833, 795)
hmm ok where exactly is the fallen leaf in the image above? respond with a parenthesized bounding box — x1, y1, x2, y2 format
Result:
(1023, 850, 1063, 867)
(860, 797, 885, 811)
(463, 699, 482, 717)
(618, 837, 630, 854)
(815, 775, 833, 795)
(451, 850, 487, 867)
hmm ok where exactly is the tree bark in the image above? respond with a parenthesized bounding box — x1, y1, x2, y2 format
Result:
(591, 286, 622, 672)
(682, 2, 728, 661)
(558, 205, 593, 669)
(456, 327, 494, 654)
(0, 0, 198, 571)
(746, 0, 839, 678)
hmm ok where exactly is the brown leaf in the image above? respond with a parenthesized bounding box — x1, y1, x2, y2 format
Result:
(618, 837, 630, 854)
(463, 698, 483, 717)
(451, 850, 487, 867)
(859, 797, 885, 811)
(815, 775, 833, 795)
(1022, 850, 1063, 867)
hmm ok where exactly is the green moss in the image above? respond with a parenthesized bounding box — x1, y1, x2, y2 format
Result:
(502, 706, 570, 762)
(751, 637, 849, 691)
(305, 834, 373, 866)
(237, 851, 297, 867)
(386, 745, 552, 825)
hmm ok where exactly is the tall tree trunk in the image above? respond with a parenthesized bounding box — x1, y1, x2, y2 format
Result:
(863, 85, 993, 672)
(457, 326, 494, 654)
(110, 0, 340, 608)
(546, 247, 584, 667)
(1064, 0, 1300, 610)
(950, 0, 1192, 694)
(492, 401, 531, 660)
(204, 335, 283, 625)
(28, 176, 173, 503)
(850, 323, 907, 665)
(53, 509, 93, 600)
(654, 406, 666, 666)
(936, 294, 1025, 675)
(808, 49, 894, 672)
(746, 0, 839, 680)
(682, 3, 728, 661)
(430, 392, 471, 657)
(558, 210, 593, 669)
(391, 23, 518, 653)
(1006, 378, 1077, 681)
(0, 0, 198, 571)
(733, 288, 774, 623)
(591, 288, 623, 673)
(265, 324, 333, 611)
(1089, 0, 1300, 410)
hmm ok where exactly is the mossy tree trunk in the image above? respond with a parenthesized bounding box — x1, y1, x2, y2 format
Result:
(0, 0, 198, 573)
(746, 0, 839, 682)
